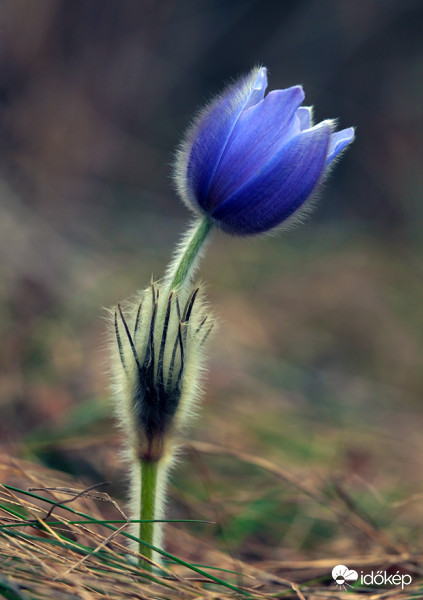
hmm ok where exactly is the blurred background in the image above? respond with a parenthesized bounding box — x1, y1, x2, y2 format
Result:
(0, 0, 422, 563)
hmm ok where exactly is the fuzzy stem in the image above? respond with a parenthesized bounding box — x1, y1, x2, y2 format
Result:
(139, 459, 159, 570)
(167, 216, 213, 291)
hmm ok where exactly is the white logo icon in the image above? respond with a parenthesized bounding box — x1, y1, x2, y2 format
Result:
(332, 564, 359, 590)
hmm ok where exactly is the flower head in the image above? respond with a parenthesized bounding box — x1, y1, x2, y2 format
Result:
(174, 66, 354, 235)
(112, 283, 212, 463)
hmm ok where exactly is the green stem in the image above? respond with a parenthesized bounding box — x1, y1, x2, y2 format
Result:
(139, 460, 159, 569)
(168, 216, 213, 290)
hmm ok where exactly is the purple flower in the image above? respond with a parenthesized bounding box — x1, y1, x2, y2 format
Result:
(174, 67, 354, 235)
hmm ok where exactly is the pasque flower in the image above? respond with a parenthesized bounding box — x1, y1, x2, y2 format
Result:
(112, 281, 212, 565)
(110, 66, 355, 571)
(174, 66, 354, 235)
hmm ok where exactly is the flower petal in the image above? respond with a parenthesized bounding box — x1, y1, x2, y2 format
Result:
(296, 106, 313, 130)
(211, 122, 332, 235)
(174, 67, 268, 213)
(207, 86, 305, 209)
(326, 127, 355, 166)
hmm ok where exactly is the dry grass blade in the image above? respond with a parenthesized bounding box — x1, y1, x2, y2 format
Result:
(1, 453, 422, 599)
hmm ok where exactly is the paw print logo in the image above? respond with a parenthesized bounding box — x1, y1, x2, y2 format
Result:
(332, 564, 359, 590)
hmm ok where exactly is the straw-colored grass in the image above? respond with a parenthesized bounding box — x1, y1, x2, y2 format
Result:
(1, 451, 421, 600)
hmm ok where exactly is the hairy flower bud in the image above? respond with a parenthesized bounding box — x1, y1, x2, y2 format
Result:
(112, 282, 212, 464)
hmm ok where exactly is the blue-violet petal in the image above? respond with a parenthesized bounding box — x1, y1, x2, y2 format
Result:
(183, 67, 268, 211)
(296, 106, 313, 131)
(326, 127, 355, 166)
(207, 86, 305, 209)
(211, 122, 332, 235)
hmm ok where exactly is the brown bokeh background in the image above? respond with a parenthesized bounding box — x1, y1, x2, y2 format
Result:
(1, 0, 423, 561)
